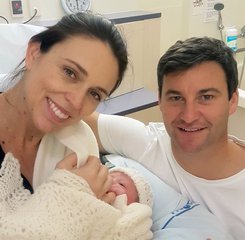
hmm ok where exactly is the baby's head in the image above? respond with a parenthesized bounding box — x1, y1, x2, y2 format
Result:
(109, 167, 153, 207)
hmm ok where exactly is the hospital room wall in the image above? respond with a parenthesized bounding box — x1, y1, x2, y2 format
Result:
(1, 0, 245, 61)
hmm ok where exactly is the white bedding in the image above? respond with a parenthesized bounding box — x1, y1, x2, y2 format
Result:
(0, 74, 7, 92)
(0, 23, 45, 74)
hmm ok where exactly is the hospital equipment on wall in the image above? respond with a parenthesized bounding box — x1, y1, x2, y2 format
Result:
(214, 2, 245, 88)
(214, 2, 224, 41)
(0, 0, 39, 24)
(213, 2, 245, 49)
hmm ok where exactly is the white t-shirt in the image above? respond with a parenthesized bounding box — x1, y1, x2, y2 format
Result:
(98, 114, 245, 240)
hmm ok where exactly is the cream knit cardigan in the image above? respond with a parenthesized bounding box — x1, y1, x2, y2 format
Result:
(0, 122, 153, 240)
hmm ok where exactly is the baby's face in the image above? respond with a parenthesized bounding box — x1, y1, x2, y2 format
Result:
(109, 171, 138, 205)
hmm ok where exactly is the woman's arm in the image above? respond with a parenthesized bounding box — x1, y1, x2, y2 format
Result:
(83, 112, 104, 151)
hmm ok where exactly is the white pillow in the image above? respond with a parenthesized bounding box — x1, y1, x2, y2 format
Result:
(0, 23, 46, 74)
(0, 73, 8, 92)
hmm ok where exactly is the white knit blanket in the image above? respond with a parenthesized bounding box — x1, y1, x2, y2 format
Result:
(33, 121, 100, 189)
(0, 121, 153, 239)
(0, 153, 152, 239)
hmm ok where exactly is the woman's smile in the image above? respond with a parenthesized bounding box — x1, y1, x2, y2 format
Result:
(47, 97, 70, 121)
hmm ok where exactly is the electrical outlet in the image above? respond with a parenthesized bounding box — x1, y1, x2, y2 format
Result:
(10, 0, 24, 18)
(28, 0, 41, 17)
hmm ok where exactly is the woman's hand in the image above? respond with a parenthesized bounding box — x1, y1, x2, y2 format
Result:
(56, 153, 116, 204)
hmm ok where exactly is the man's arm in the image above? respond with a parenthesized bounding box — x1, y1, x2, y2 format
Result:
(83, 112, 106, 153)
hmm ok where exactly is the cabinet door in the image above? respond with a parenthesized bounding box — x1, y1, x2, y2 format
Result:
(111, 17, 160, 97)
(111, 21, 144, 97)
(142, 18, 160, 92)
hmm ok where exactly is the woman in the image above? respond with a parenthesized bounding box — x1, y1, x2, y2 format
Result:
(1, 11, 127, 193)
(0, 12, 152, 239)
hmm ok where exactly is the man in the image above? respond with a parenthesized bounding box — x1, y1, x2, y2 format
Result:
(84, 37, 245, 240)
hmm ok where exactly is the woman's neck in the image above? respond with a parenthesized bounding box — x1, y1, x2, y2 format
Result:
(1, 89, 43, 142)
(0, 88, 44, 183)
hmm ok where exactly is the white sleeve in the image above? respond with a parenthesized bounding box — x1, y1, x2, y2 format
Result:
(98, 114, 154, 159)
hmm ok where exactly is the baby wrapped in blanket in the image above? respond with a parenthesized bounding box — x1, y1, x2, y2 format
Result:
(0, 121, 153, 240)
